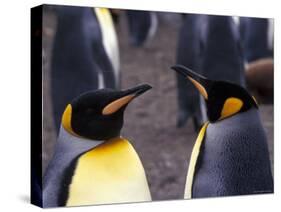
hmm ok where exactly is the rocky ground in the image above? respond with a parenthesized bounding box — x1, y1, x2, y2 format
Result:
(42, 10, 274, 201)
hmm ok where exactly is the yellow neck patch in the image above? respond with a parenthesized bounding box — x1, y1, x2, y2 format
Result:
(66, 137, 151, 206)
(184, 122, 209, 199)
(220, 97, 243, 120)
(61, 104, 79, 137)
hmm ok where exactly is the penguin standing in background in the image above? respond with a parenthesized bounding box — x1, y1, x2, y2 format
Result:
(126, 10, 158, 47)
(239, 17, 274, 103)
(175, 14, 207, 129)
(171, 65, 273, 198)
(43, 84, 152, 207)
(94, 7, 120, 83)
(201, 16, 245, 85)
(51, 6, 120, 133)
(175, 15, 245, 130)
(239, 17, 273, 62)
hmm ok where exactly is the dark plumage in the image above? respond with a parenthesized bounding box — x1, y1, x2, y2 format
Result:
(126, 10, 157, 47)
(202, 16, 245, 85)
(240, 17, 273, 62)
(175, 14, 204, 129)
(193, 108, 273, 197)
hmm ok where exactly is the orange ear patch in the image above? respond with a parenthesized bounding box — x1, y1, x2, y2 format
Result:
(188, 77, 208, 100)
(102, 95, 135, 115)
(220, 97, 243, 120)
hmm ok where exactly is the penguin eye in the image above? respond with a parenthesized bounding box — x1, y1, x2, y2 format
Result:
(85, 108, 94, 114)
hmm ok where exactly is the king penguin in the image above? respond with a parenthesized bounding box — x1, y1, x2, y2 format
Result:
(43, 84, 152, 207)
(171, 65, 273, 198)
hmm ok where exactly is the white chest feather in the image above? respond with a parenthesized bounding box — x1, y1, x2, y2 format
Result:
(94, 8, 120, 82)
(184, 123, 209, 199)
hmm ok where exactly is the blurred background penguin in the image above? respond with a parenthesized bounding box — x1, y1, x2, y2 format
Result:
(240, 17, 274, 104)
(50, 7, 159, 133)
(126, 10, 158, 47)
(50, 6, 120, 133)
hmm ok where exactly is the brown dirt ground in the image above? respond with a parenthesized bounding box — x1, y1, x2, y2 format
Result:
(42, 10, 274, 201)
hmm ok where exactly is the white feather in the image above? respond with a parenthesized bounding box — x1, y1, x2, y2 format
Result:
(95, 8, 120, 86)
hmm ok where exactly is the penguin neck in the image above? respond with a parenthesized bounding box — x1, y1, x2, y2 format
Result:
(56, 126, 125, 151)
(56, 125, 104, 153)
(104, 136, 127, 143)
(209, 107, 261, 129)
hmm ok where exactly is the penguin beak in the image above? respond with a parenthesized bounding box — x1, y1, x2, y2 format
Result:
(122, 84, 153, 97)
(102, 84, 152, 115)
(171, 65, 209, 100)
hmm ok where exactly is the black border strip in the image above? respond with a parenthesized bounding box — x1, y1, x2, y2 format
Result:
(31, 4, 43, 208)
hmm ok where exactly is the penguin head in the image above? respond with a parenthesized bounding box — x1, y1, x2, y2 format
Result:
(171, 65, 258, 123)
(61, 84, 152, 140)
